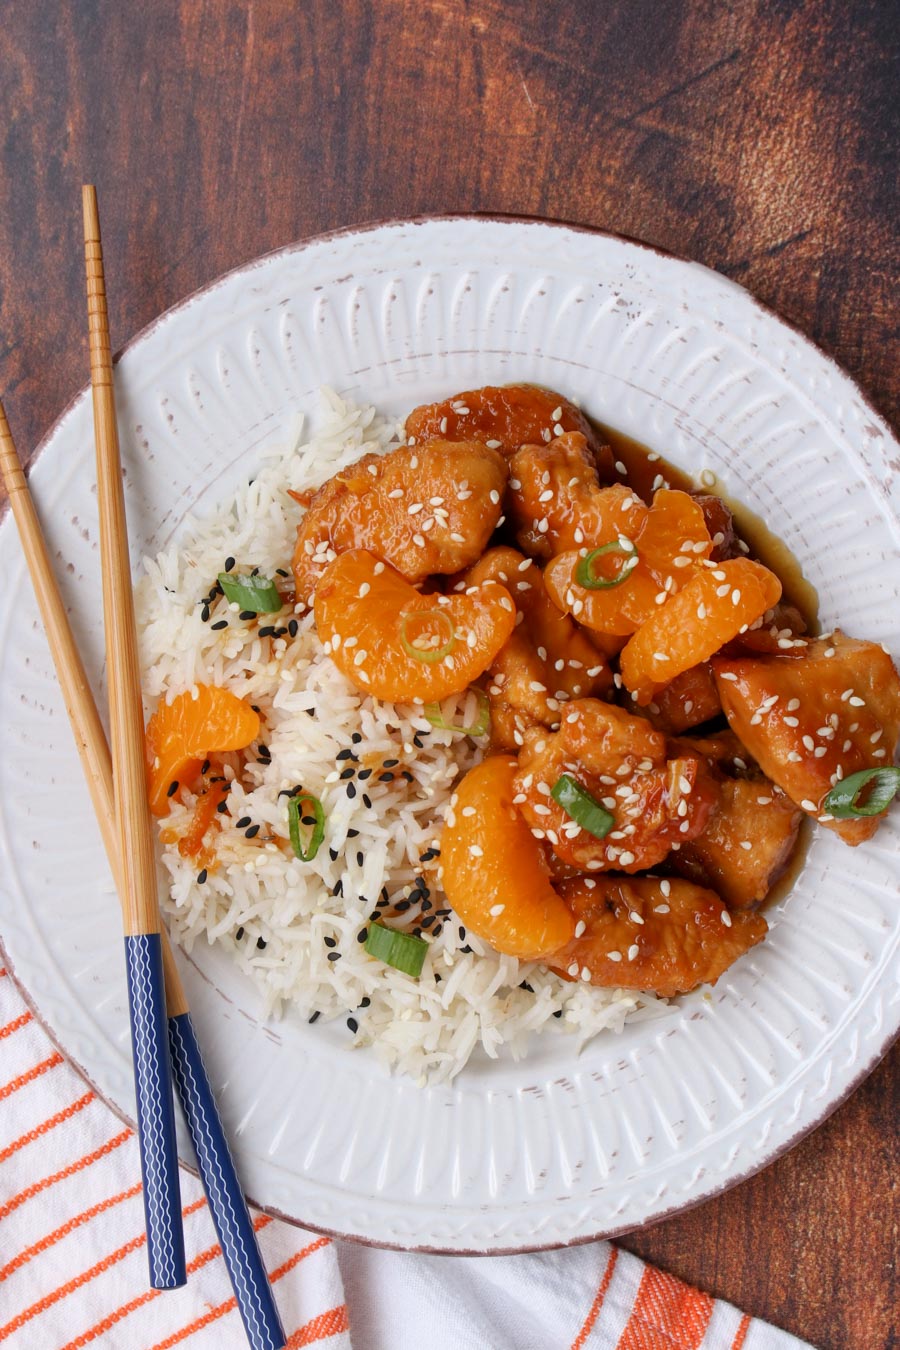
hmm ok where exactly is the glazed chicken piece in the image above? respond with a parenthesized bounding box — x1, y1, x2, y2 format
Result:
(512, 699, 718, 873)
(291, 439, 506, 604)
(713, 631, 900, 844)
(459, 546, 613, 750)
(669, 731, 802, 908)
(692, 493, 739, 561)
(507, 432, 647, 560)
(721, 602, 809, 656)
(548, 875, 767, 997)
(404, 383, 612, 473)
(638, 662, 722, 735)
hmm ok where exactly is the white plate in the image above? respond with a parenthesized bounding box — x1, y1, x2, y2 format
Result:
(1, 218, 898, 1253)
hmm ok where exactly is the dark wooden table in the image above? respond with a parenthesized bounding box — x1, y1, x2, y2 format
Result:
(1, 4, 896, 1346)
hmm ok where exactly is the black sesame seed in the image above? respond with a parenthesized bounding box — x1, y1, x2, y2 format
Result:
(357, 928, 368, 943)
(308, 1010, 321, 1024)
(251, 566, 259, 575)
(461, 944, 473, 954)
(245, 824, 260, 839)
(197, 868, 208, 884)
(359, 997, 371, 1008)
(339, 767, 355, 780)
(288, 619, 299, 637)
(358, 768, 373, 781)
(305, 708, 316, 718)
(201, 606, 211, 623)
(216, 799, 229, 813)
(362, 794, 372, 809)
(235, 926, 245, 940)
(332, 880, 344, 897)
(257, 744, 271, 760)
(413, 734, 424, 749)
(394, 899, 412, 913)
(355, 850, 364, 866)
(323, 936, 337, 948)
(327, 951, 341, 962)
(346, 782, 357, 799)
(351, 732, 363, 744)
(235, 816, 251, 829)
(420, 914, 436, 928)
(211, 619, 229, 631)
(201, 759, 211, 775)
(519, 981, 534, 993)
(167, 780, 179, 798)
(553, 1009, 563, 1019)
(224, 556, 236, 572)
(347, 1017, 359, 1033)
(336, 748, 354, 762)
(378, 772, 395, 783)
(258, 626, 276, 638)
(376, 896, 390, 909)
(329, 848, 339, 862)
(431, 924, 443, 938)
(420, 898, 432, 911)
(401, 771, 414, 783)
(458, 926, 466, 941)
(256, 936, 267, 950)
(239, 609, 256, 621)
(383, 758, 400, 768)
(347, 828, 360, 838)
(276, 568, 289, 577)
(434, 971, 442, 982)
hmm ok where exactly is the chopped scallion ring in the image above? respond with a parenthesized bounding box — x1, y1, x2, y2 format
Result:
(550, 773, 615, 838)
(399, 609, 456, 663)
(424, 688, 490, 736)
(365, 922, 428, 977)
(287, 791, 326, 860)
(217, 571, 283, 613)
(822, 766, 900, 819)
(575, 540, 638, 590)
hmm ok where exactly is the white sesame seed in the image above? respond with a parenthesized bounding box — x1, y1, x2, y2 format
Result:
(697, 604, 707, 619)
(788, 751, 802, 762)
(784, 716, 799, 728)
(849, 696, 866, 707)
(490, 903, 505, 917)
(721, 910, 733, 927)
(607, 951, 622, 963)
(567, 962, 579, 977)
(469, 844, 483, 858)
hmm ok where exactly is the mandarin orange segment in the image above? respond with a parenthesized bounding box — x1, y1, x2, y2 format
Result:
(178, 777, 230, 859)
(619, 559, 782, 704)
(314, 549, 516, 703)
(146, 684, 260, 816)
(440, 755, 575, 959)
(543, 490, 712, 636)
(404, 384, 608, 465)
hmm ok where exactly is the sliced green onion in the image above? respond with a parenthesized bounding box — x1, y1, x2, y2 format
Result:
(287, 791, 326, 860)
(550, 773, 615, 838)
(575, 540, 639, 591)
(424, 688, 490, 737)
(399, 608, 456, 663)
(217, 571, 283, 613)
(822, 767, 900, 819)
(365, 922, 428, 977)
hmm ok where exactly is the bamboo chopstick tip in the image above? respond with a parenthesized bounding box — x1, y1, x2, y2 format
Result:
(82, 184, 101, 241)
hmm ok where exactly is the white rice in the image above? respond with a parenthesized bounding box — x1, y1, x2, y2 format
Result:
(136, 389, 662, 1083)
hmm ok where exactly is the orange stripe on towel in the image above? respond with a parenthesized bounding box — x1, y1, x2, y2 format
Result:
(0, 1181, 143, 1281)
(616, 1265, 714, 1350)
(0, 1090, 95, 1164)
(0, 1129, 131, 1222)
(731, 1314, 751, 1349)
(571, 1247, 618, 1349)
(286, 1304, 350, 1346)
(0, 1051, 63, 1100)
(0, 1010, 32, 1038)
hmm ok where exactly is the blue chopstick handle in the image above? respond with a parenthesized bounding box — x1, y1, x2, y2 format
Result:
(123, 934, 187, 1289)
(168, 1012, 286, 1350)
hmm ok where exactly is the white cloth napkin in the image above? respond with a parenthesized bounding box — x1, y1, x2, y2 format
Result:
(0, 967, 813, 1349)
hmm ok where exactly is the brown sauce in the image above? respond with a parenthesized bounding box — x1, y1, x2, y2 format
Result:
(591, 420, 819, 632)
(589, 418, 816, 907)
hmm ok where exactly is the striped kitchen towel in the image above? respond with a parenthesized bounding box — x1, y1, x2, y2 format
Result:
(0, 966, 813, 1349)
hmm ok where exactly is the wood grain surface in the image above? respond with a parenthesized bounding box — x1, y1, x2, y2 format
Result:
(0, 2, 896, 1346)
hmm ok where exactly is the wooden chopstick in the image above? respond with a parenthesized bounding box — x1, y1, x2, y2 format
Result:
(82, 184, 187, 1291)
(0, 392, 285, 1346)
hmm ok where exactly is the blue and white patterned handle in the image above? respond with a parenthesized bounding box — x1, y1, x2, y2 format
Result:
(124, 933, 187, 1289)
(168, 1012, 286, 1350)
